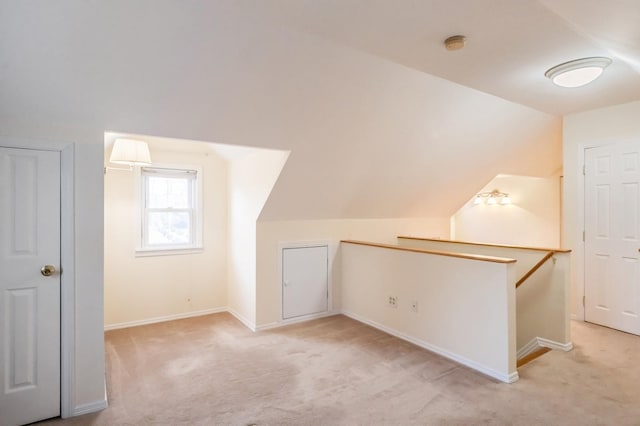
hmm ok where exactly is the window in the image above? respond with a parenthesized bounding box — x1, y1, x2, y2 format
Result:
(138, 166, 202, 254)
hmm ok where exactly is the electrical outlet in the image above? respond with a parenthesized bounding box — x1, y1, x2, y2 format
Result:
(388, 296, 398, 308)
(410, 301, 418, 313)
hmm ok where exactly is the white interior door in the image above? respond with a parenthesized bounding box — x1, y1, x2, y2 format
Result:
(585, 142, 640, 335)
(0, 147, 61, 425)
(282, 246, 328, 320)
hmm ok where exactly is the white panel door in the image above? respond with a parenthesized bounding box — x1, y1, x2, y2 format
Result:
(585, 142, 640, 335)
(282, 246, 328, 320)
(0, 147, 61, 425)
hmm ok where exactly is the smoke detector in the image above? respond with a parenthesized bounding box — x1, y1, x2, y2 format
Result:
(444, 35, 466, 51)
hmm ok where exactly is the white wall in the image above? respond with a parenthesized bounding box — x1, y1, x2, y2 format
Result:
(255, 217, 450, 327)
(1, 2, 561, 223)
(72, 143, 107, 412)
(104, 146, 228, 328)
(341, 242, 517, 383)
(563, 100, 640, 319)
(227, 149, 290, 329)
(397, 237, 572, 352)
(515, 252, 571, 352)
(398, 237, 550, 284)
(452, 174, 561, 248)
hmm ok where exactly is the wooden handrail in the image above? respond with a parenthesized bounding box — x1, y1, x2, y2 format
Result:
(341, 240, 516, 264)
(397, 236, 571, 253)
(515, 251, 555, 288)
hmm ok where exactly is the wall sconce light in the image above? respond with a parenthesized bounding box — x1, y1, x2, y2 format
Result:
(473, 189, 512, 206)
(105, 138, 152, 173)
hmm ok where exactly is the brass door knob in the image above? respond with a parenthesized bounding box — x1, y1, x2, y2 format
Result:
(41, 265, 56, 277)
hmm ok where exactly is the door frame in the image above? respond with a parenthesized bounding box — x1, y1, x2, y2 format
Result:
(578, 138, 639, 322)
(277, 240, 335, 325)
(0, 138, 76, 418)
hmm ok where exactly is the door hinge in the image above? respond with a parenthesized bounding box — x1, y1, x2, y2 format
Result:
(583, 295, 585, 307)
(582, 230, 585, 242)
(583, 164, 586, 175)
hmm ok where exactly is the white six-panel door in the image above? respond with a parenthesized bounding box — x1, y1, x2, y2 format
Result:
(585, 142, 640, 335)
(0, 147, 61, 425)
(282, 246, 328, 320)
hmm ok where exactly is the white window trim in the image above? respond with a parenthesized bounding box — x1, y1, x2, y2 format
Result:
(135, 163, 204, 257)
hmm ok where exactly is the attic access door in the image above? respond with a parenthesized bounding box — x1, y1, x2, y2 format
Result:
(584, 142, 640, 335)
(282, 245, 328, 320)
(0, 147, 61, 425)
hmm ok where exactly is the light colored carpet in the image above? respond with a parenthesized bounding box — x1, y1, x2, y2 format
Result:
(44, 313, 640, 425)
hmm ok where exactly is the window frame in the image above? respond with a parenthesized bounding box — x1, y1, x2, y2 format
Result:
(135, 163, 203, 256)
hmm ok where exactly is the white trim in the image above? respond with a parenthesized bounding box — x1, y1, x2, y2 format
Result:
(537, 337, 573, 352)
(576, 142, 591, 322)
(104, 307, 226, 331)
(517, 336, 573, 359)
(134, 247, 204, 257)
(0, 136, 71, 152)
(103, 307, 342, 333)
(135, 163, 204, 254)
(256, 310, 340, 331)
(72, 398, 108, 417)
(60, 144, 76, 419)
(517, 337, 541, 359)
(342, 310, 519, 384)
(227, 308, 257, 332)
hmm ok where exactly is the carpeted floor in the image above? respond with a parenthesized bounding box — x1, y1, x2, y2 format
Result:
(43, 313, 640, 425)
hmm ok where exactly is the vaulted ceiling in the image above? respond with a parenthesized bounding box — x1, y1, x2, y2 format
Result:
(245, 0, 640, 116)
(1, 1, 637, 220)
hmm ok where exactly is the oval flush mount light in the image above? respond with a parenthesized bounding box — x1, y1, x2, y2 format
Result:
(545, 57, 612, 88)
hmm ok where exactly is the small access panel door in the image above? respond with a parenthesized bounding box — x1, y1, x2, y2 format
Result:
(282, 245, 328, 320)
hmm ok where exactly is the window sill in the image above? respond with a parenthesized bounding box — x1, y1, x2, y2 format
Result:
(135, 247, 204, 257)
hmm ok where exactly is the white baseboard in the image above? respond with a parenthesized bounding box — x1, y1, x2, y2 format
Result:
(103, 306, 329, 334)
(341, 310, 519, 384)
(72, 398, 108, 416)
(255, 310, 339, 331)
(537, 337, 573, 352)
(518, 336, 573, 359)
(517, 337, 541, 359)
(227, 308, 257, 332)
(104, 307, 227, 331)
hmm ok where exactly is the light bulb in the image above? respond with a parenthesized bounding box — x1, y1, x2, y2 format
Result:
(500, 195, 511, 205)
(487, 196, 497, 205)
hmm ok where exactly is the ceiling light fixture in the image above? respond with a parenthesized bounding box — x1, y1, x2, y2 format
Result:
(545, 57, 612, 88)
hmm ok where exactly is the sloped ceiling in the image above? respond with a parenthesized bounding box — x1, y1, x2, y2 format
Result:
(246, 0, 640, 116)
(0, 1, 582, 220)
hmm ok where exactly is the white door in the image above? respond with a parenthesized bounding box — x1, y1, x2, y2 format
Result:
(0, 147, 61, 425)
(585, 142, 640, 335)
(282, 246, 328, 320)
